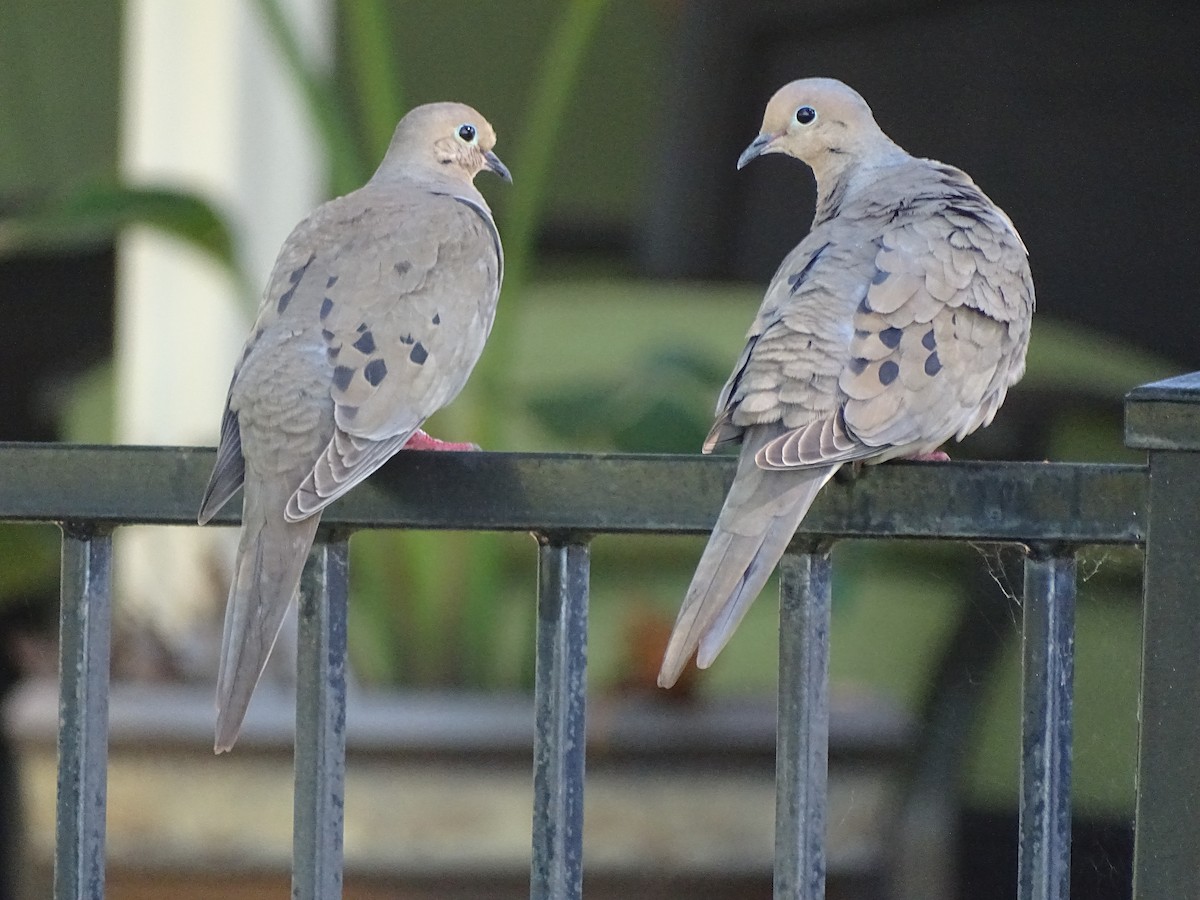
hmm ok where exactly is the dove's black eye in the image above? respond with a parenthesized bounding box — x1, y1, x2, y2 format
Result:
(795, 106, 817, 125)
(457, 123, 477, 143)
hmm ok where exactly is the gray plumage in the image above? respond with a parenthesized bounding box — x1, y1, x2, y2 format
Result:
(659, 78, 1034, 688)
(198, 102, 509, 751)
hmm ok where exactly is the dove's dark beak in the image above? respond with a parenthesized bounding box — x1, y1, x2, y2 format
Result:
(737, 133, 775, 170)
(484, 150, 512, 183)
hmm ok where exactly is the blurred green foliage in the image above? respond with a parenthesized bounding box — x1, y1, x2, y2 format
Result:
(0, 0, 120, 197)
(0, 184, 250, 297)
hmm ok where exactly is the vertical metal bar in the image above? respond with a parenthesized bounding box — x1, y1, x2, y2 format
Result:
(1018, 548, 1077, 900)
(292, 536, 349, 900)
(1132, 451, 1200, 900)
(775, 546, 832, 900)
(530, 535, 590, 900)
(55, 524, 113, 900)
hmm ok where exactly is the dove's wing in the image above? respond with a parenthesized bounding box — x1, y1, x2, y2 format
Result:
(756, 161, 1033, 469)
(282, 188, 502, 521)
(702, 232, 878, 456)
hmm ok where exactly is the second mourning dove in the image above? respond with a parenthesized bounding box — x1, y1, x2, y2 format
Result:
(198, 102, 510, 752)
(658, 78, 1034, 688)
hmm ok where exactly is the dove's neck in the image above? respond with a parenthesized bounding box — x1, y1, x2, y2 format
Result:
(368, 158, 487, 204)
(811, 138, 907, 226)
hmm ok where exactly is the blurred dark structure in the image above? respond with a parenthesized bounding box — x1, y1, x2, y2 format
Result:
(0, 247, 115, 442)
(0, 246, 114, 900)
(643, 0, 1200, 370)
(959, 812, 1133, 900)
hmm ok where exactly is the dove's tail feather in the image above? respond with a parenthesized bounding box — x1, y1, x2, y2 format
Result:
(658, 443, 836, 688)
(214, 478, 321, 753)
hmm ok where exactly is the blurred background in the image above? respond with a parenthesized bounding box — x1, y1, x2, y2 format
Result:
(1, 0, 1197, 898)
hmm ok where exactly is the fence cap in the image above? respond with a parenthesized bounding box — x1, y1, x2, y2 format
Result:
(1126, 371, 1200, 450)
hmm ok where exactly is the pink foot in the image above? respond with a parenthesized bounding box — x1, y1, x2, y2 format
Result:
(403, 429, 479, 452)
(906, 450, 951, 462)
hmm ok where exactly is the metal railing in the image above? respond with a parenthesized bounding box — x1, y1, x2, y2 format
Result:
(1, 371, 1198, 900)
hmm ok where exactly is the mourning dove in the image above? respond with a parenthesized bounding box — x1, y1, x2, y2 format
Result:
(658, 78, 1033, 688)
(198, 102, 510, 751)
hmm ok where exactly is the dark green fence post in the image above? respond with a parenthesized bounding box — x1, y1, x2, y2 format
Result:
(1018, 548, 1077, 900)
(775, 545, 833, 900)
(530, 534, 591, 900)
(293, 535, 350, 900)
(55, 523, 113, 900)
(1125, 373, 1200, 900)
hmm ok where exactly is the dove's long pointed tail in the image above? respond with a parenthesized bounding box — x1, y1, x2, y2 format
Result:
(658, 438, 837, 688)
(214, 479, 321, 753)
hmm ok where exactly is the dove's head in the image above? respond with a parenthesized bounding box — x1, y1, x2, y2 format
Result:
(379, 102, 511, 184)
(737, 78, 894, 178)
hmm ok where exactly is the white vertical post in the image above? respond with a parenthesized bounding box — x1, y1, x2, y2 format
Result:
(115, 0, 332, 649)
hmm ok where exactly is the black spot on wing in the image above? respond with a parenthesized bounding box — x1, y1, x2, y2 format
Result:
(871, 267, 889, 285)
(922, 328, 936, 351)
(432, 313, 441, 325)
(241, 330, 263, 363)
(879, 327, 903, 349)
(409, 342, 428, 365)
(278, 255, 315, 312)
(332, 366, 355, 391)
(353, 331, 376, 354)
(356, 322, 368, 333)
(879, 360, 900, 386)
(787, 241, 832, 294)
(924, 352, 942, 376)
(364, 359, 388, 386)
(857, 294, 873, 314)
(289, 254, 315, 284)
(326, 275, 338, 288)
(327, 346, 340, 361)
(321, 329, 335, 341)
(848, 357, 869, 375)
(276, 285, 296, 314)
(399, 333, 414, 345)
(394, 261, 411, 277)
(320, 297, 333, 319)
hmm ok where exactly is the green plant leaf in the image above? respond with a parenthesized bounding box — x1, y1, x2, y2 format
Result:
(251, 0, 370, 193)
(341, 0, 405, 161)
(526, 344, 723, 453)
(0, 183, 247, 288)
(471, 0, 612, 448)
(0, 524, 59, 605)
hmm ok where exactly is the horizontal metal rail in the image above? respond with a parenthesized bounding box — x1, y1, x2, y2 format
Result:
(3, 370, 1196, 900)
(0, 444, 1145, 543)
